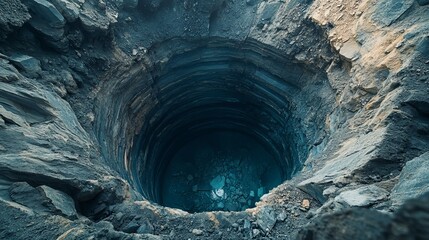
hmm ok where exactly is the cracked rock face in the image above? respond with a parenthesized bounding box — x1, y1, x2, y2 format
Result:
(0, 0, 429, 239)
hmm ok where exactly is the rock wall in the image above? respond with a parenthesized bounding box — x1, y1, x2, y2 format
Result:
(0, 0, 428, 239)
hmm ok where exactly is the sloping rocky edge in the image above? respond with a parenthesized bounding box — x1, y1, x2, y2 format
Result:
(0, 0, 428, 239)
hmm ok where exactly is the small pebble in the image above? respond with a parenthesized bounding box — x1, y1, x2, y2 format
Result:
(395, 42, 403, 48)
(252, 229, 261, 237)
(301, 199, 310, 209)
(192, 229, 203, 236)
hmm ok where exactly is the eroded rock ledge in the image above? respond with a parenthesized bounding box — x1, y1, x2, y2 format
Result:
(0, 0, 428, 239)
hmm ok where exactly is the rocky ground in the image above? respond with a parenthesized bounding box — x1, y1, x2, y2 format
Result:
(161, 131, 282, 213)
(0, 0, 428, 239)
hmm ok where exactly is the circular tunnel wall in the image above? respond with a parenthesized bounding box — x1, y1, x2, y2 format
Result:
(94, 38, 333, 212)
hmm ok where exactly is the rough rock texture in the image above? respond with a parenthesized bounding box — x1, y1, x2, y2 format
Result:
(334, 185, 389, 207)
(388, 192, 429, 240)
(297, 192, 429, 240)
(9, 182, 78, 219)
(0, 0, 30, 40)
(390, 152, 429, 208)
(296, 208, 391, 240)
(0, 0, 428, 239)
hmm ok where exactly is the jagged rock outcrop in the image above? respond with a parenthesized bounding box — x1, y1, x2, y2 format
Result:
(390, 152, 429, 208)
(297, 192, 429, 240)
(0, 0, 428, 239)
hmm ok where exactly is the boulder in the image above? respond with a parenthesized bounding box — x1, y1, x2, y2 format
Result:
(9, 54, 41, 77)
(25, 0, 66, 28)
(59, 70, 78, 93)
(297, 193, 429, 240)
(191, 229, 203, 236)
(24, 0, 68, 51)
(79, 3, 111, 33)
(9, 182, 77, 219)
(334, 185, 389, 207)
(29, 21, 65, 41)
(339, 39, 361, 62)
(296, 208, 391, 240)
(390, 152, 429, 208)
(210, 175, 225, 189)
(388, 192, 429, 240)
(9, 182, 46, 210)
(49, 0, 80, 22)
(256, 206, 277, 233)
(37, 185, 77, 219)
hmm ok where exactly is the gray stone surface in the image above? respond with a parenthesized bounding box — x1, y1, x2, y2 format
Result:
(296, 208, 391, 240)
(0, 65, 19, 83)
(122, 219, 140, 233)
(10, 183, 77, 219)
(0, 81, 54, 126)
(25, 0, 68, 51)
(49, 0, 80, 22)
(9, 182, 45, 210)
(390, 152, 429, 208)
(335, 185, 389, 207)
(9, 55, 41, 77)
(79, 2, 111, 33)
(191, 229, 203, 236)
(0, 0, 428, 239)
(210, 175, 225, 189)
(37, 185, 77, 219)
(339, 39, 361, 62)
(0, 0, 31, 40)
(371, 0, 414, 27)
(300, 128, 387, 186)
(387, 192, 429, 240)
(137, 220, 154, 234)
(258, 2, 282, 27)
(298, 192, 429, 240)
(256, 206, 277, 233)
(26, 0, 66, 28)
